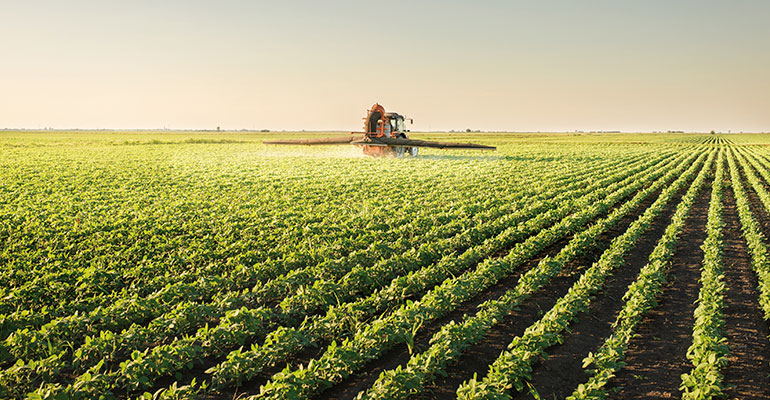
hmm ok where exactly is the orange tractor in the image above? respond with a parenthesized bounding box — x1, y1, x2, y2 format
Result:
(264, 103, 496, 157)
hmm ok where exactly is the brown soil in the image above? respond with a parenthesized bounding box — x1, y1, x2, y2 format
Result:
(209, 210, 602, 399)
(317, 233, 576, 400)
(410, 181, 687, 399)
(721, 161, 770, 399)
(131, 157, 673, 399)
(311, 179, 653, 399)
(605, 175, 711, 399)
(218, 210, 592, 400)
(153, 198, 528, 398)
(738, 157, 770, 242)
(191, 157, 681, 400)
(506, 181, 697, 400)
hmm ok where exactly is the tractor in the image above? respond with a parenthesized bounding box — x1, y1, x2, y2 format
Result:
(263, 103, 496, 157)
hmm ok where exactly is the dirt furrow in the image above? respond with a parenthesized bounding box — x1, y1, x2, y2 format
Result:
(408, 180, 689, 400)
(509, 183, 702, 400)
(721, 161, 770, 399)
(317, 232, 579, 399)
(212, 203, 619, 399)
(604, 176, 711, 399)
(736, 156, 770, 241)
(311, 179, 662, 399)
(506, 175, 708, 400)
(201, 174, 662, 400)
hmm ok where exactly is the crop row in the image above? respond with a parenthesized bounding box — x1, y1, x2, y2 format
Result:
(4, 201, 462, 361)
(680, 149, 728, 399)
(730, 147, 770, 318)
(125, 153, 679, 397)
(19, 150, 677, 398)
(357, 147, 703, 399)
(1, 191, 397, 316)
(4, 146, 652, 347)
(3, 151, 564, 332)
(0, 194, 514, 396)
(7, 143, 614, 360)
(203, 149, 692, 394)
(250, 150, 698, 399)
(563, 149, 715, 400)
(455, 148, 714, 399)
(2, 151, 669, 399)
(0, 194, 422, 337)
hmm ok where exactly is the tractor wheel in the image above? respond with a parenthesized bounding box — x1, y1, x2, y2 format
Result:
(397, 133, 418, 156)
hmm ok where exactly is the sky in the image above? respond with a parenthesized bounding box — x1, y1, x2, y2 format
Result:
(1, 0, 769, 132)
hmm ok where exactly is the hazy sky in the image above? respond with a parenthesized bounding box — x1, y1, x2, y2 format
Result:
(2, 1, 769, 132)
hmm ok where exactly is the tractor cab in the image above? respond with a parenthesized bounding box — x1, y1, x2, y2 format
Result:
(384, 113, 407, 136)
(263, 103, 495, 157)
(362, 105, 417, 156)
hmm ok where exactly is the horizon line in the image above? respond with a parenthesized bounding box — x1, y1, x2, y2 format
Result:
(1, 128, 765, 135)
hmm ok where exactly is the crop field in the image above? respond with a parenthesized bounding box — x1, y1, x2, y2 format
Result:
(2, 131, 770, 400)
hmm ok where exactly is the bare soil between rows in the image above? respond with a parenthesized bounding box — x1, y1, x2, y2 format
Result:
(117, 155, 671, 400)
(721, 158, 770, 399)
(408, 178, 686, 399)
(151, 198, 525, 398)
(309, 174, 665, 399)
(605, 173, 712, 399)
(214, 208, 582, 400)
(507, 176, 704, 400)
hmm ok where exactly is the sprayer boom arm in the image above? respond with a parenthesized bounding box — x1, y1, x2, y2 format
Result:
(263, 135, 364, 145)
(351, 136, 496, 150)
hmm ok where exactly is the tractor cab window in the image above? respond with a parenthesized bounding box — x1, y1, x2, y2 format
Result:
(394, 118, 405, 132)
